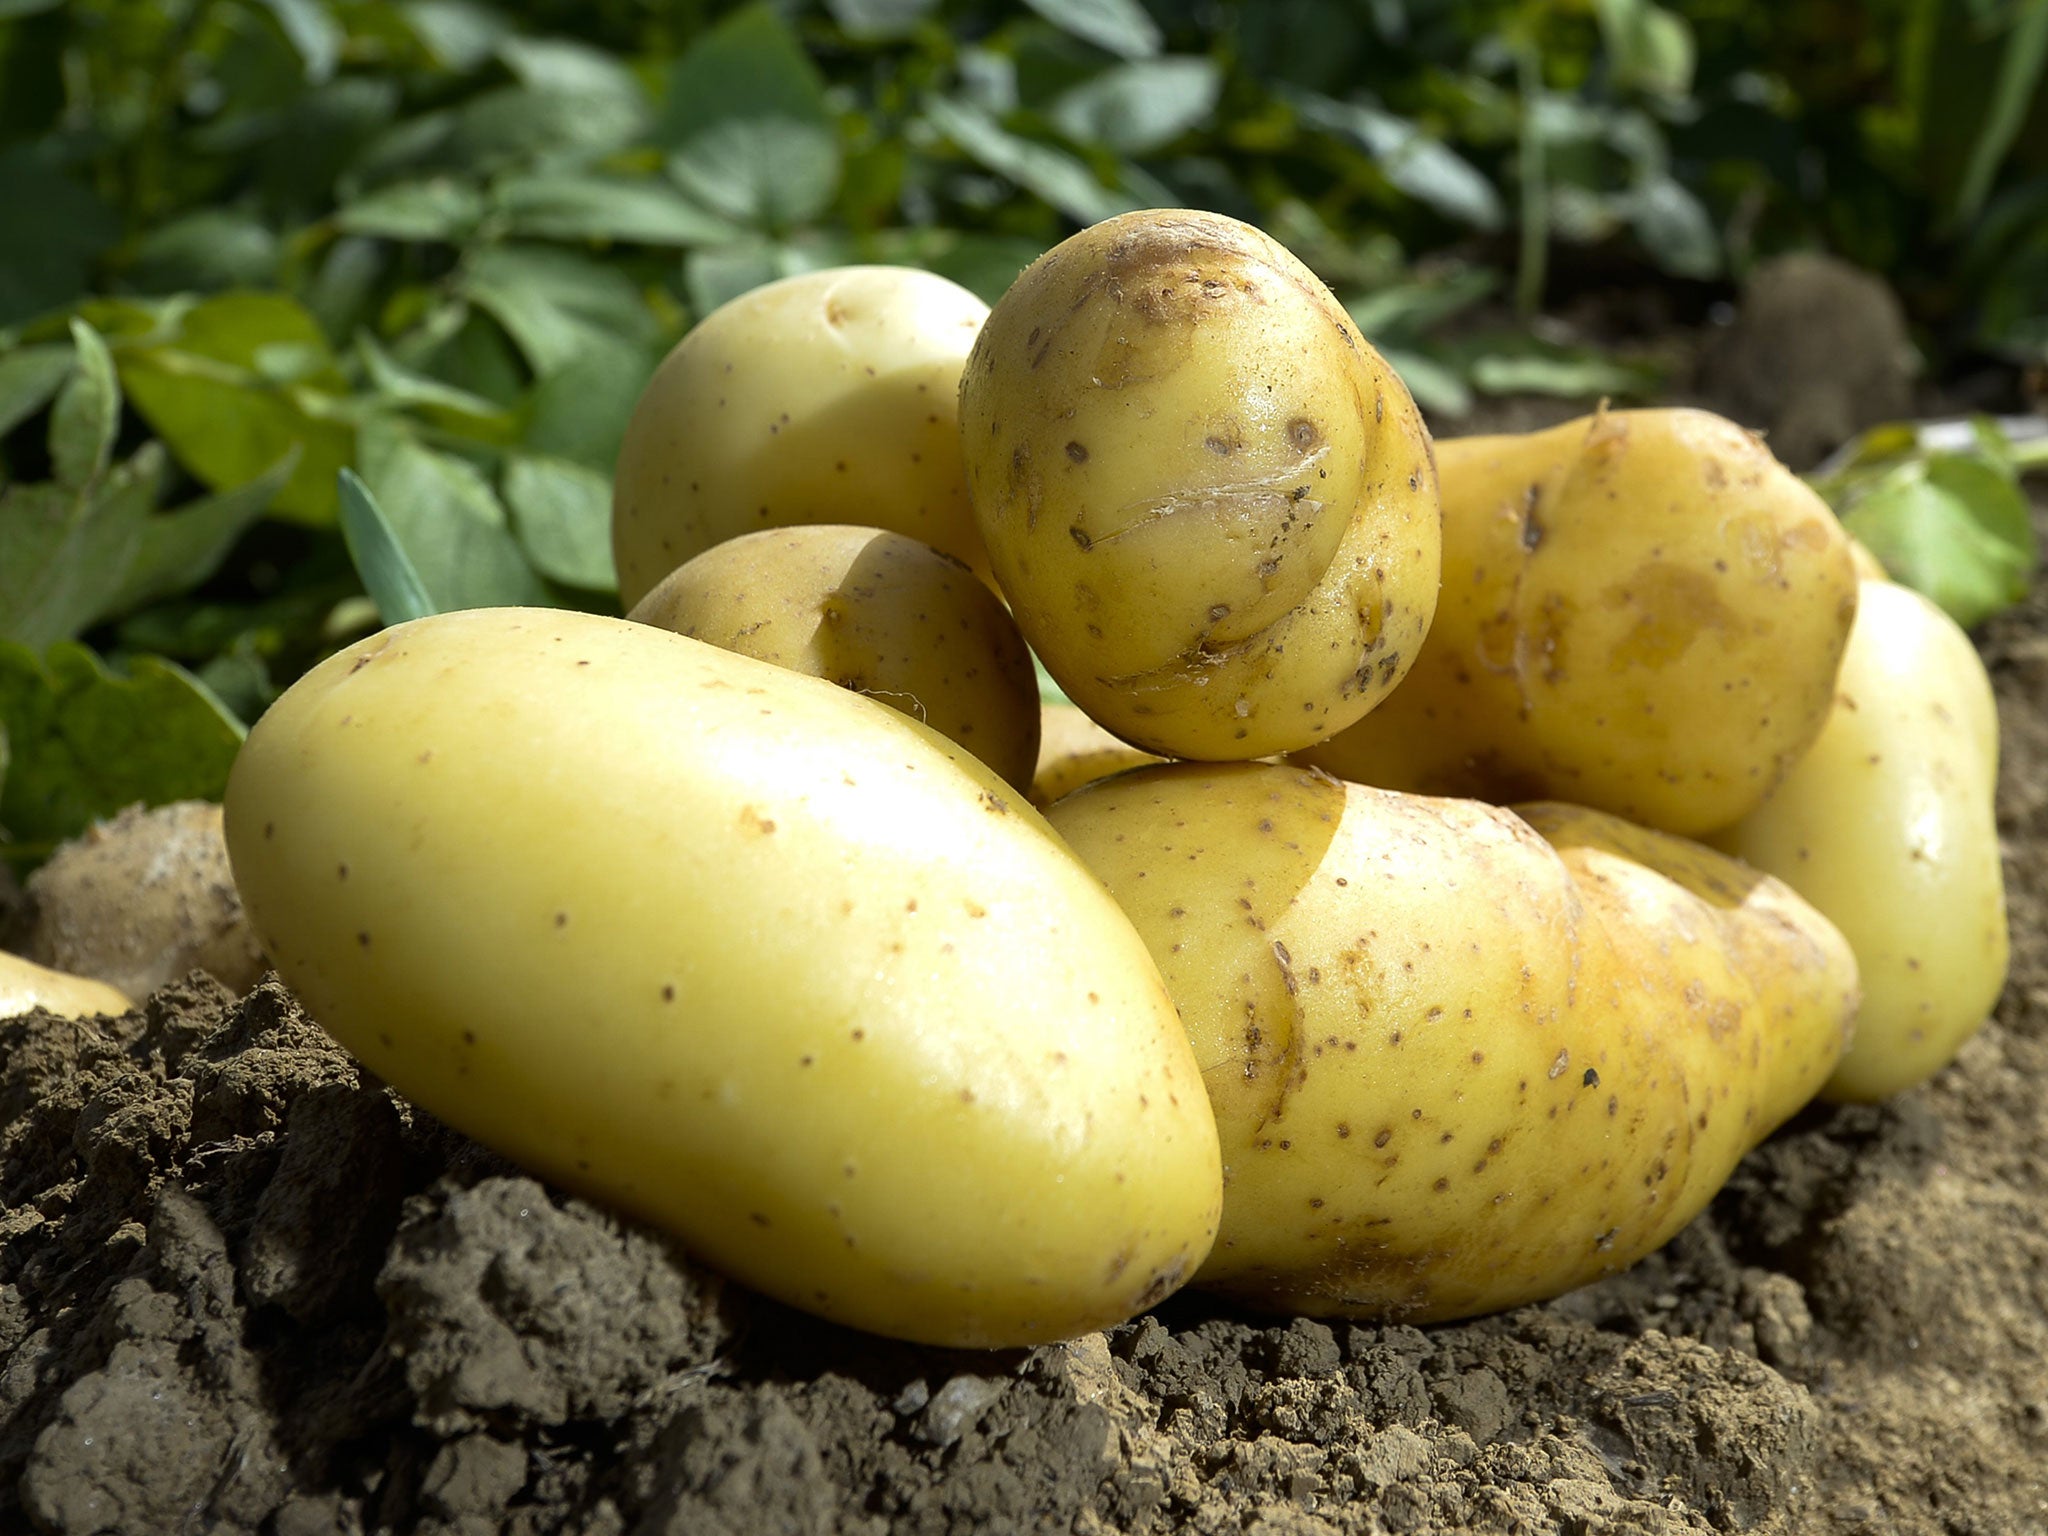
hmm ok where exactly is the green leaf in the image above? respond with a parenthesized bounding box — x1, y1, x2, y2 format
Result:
(0, 450, 166, 649)
(1952, 0, 2048, 228)
(1626, 174, 1719, 278)
(652, 3, 841, 230)
(1022, 0, 1162, 60)
(825, 0, 940, 39)
(106, 453, 297, 620)
(357, 331, 514, 439)
(0, 148, 120, 328)
(454, 84, 647, 167)
(1378, 346, 1473, 419)
(254, 0, 344, 82)
(337, 466, 437, 625)
(115, 291, 354, 521)
(400, 0, 513, 71)
(502, 454, 618, 590)
(1049, 57, 1222, 155)
(358, 419, 552, 611)
(923, 97, 1140, 226)
(127, 210, 282, 294)
(1593, 0, 1694, 99)
(49, 320, 119, 490)
(1467, 349, 1649, 398)
(0, 343, 73, 441)
(0, 641, 244, 848)
(496, 35, 643, 97)
(0, 0, 65, 16)
(495, 172, 741, 247)
(1841, 456, 2035, 628)
(1289, 91, 1504, 231)
(521, 341, 663, 470)
(462, 244, 658, 378)
(336, 178, 487, 241)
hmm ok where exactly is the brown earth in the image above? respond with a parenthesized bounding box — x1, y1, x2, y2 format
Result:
(3, 280, 2046, 1533)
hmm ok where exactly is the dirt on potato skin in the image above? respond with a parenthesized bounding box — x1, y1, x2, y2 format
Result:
(3, 544, 2046, 1536)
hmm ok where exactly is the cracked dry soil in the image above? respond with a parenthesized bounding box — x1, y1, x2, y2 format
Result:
(3, 538, 2046, 1535)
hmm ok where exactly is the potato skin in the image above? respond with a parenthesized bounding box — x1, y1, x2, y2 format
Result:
(612, 267, 992, 610)
(224, 609, 1220, 1348)
(960, 209, 1440, 761)
(1047, 764, 1855, 1322)
(0, 949, 134, 1020)
(628, 526, 1040, 790)
(1712, 580, 2007, 1102)
(1298, 408, 1859, 836)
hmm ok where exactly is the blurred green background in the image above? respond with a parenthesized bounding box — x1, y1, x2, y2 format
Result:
(2, 0, 2045, 859)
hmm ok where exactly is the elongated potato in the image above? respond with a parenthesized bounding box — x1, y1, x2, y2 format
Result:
(961, 209, 1441, 761)
(224, 609, 1221, 1348)
(1, 950, 134, 1020)
(1712, 580, 2007, 1101)
(628, 525, 1040, 790)
(612, 267, 992, 609)
(1047, 764, 1856, 1322)
(1299, 408, 1859, 836)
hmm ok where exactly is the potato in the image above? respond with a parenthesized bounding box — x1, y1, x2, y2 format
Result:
(1030, 703, 1163, 809)
(1298, 408, 1860, 837)
(959, 209, 1441, 762)
(1711, 580, 2007, 1102)
(24, 800, 265, 1000)
(612, 267, 992, 611)
(0, 949, 134, 1020)
(224, 608, 1221, 1348)
(628, 525, 1040, 790)
(1047, 763, 1856, 1322)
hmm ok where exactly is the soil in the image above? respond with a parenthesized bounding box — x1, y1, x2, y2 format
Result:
(5, 290, 2048, 1534)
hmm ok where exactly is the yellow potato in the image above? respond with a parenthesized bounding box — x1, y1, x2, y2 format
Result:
(1030, 703, 1163, 809)
(1712, 580, 2007, 1101)
(959, 209, 1441, 761)
(1298, 408, 1859, 836)
(628, 526, 1040, 790)
(1047, 763, 1855, 1322)
(612, 266, 992, 610)
(0, 950, 134, 1020)
(224, 608, 1220, 1348)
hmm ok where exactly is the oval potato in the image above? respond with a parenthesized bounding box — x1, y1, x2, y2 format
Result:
(629, 525, 1041, 790)
(1299, 408, 1859, 836)
(960, 209, 1441, 762)
(1712, 579, 2007, 1101)
(224, 608, 1221, 1347)
(612, 267, 992, 610)
(1048, 763, 1855, 1322)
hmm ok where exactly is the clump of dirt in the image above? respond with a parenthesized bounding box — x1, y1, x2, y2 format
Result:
(6, 533, 2047, 1533)
(1697, 252, 1920, 470)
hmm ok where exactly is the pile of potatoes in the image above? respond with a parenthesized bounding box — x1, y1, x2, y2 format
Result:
(220, 210, 2009, 1347)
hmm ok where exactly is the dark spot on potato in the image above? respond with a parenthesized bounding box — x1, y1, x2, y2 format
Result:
(337, 863, 348, 881)
(264, 823, 275, 840)
(1066, 441, 1089, 463)
(554, 912, 568, 928)
(1070, 526, 1093, 551)
(357, 931, 371, 948)
(662, 985, 676, 1002)
(1583, 1067, 1601, 1088)
(749, 1212, 771, 1227)
(1373, 1129, 1392, 1148)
